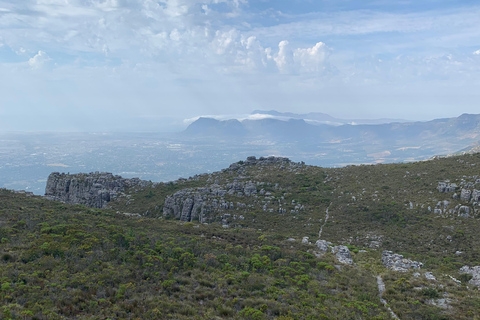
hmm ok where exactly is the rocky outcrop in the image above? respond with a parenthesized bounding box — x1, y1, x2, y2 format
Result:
(226, 156, 294, 171)
(460, 266, 480, 287)
(332, 245, 353, 265)
(315, 240, 329, 252)
(437, 182, 457, 193)
(163, 156, 307, 223)
(163, 181, 258, 222)
(381, 251, 423, 272)
(45, 172, 150, 208)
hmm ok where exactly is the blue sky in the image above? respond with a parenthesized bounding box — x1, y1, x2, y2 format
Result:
(1, 0, 479, 131)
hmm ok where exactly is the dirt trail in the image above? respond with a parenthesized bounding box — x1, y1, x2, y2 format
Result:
(376, 275, 400, 320)
(318, 203, 331, 239)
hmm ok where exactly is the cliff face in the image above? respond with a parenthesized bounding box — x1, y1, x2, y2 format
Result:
(45, 172, 150, 208)
(162, 156, 307, 224)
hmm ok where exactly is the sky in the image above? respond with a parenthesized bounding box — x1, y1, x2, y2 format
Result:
(1, 0, 480, 132)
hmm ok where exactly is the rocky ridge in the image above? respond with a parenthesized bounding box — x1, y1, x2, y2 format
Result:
(162, 156, 307, 223)
(45, 172, 152, 208)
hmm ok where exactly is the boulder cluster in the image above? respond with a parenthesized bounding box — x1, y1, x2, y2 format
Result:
(381, 251, 423, 272)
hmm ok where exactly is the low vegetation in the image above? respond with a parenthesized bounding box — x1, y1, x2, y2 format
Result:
(3, 153, 480, 318)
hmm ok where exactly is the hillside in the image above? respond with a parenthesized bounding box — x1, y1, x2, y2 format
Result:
(3, 153, 480, 318)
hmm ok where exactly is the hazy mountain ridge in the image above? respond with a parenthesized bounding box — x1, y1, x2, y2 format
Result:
(184, 113, 480, 163)
(2, 112, 480, 195)
(185, 112, 480, 141)
(251, 110, 411, 125)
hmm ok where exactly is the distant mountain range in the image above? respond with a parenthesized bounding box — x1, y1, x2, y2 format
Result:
(250, 110, 411, 125)
(184, 111, 480, 165)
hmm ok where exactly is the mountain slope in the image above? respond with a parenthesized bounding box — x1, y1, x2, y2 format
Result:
(1, 189, 394, 319)
(5, 152, 480, 319)
(183, 113, 480, 164)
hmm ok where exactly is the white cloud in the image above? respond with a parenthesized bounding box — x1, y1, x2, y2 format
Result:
(2, 1, 480, 132)
(28, 51, 51, 69)
(294, 42, 327, 73)
(183, 113, 293, 125)
(274, 40, 292, 73)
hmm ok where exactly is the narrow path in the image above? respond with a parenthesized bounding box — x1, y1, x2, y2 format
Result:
(376, 275, 400, 320)
(318, 202, 331, 239)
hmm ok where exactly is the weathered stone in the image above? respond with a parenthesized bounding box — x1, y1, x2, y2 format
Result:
(44, 172, 149, 208)
(460, 266, 480, 287)
(437, 182, 446, 192)
(381, 251, 423, 272)
(425, 272, 436, 281)
(315, 240, 329, 252)
(438, 182, 457, 193)
(461, 189, 472, 202)
(427, 298, 451, 309)
(332, 245, 353, 265)
(458, 206, 471, 218)
(472, 189, 480, 202)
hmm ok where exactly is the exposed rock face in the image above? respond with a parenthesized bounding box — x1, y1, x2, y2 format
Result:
(332, 245, 353, 265)
(163, 181, 257, 222)
(437, 182, 457, 193)
(460, 188, 472, 202)
(227, 156, 293, 171)
(381, 251, 423, 272)
(45, 172, 150, 208)
(460, 266, 480, 287)
(163, 156, 307, 223)
(315, 240, 329, 252)
(437, 179, 480, 218)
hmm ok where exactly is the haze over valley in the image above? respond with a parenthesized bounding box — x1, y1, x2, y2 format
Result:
(2, 111, 480, 194)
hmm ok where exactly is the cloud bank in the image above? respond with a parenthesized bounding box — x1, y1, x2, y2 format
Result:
(1, 1, 480, 131)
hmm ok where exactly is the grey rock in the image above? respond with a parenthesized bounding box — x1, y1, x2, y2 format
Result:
(460, 266, 480, 287)
(44, 172, 149, 208)
(438, 182, 457, 193)
(458, 206, 471, 217)
(315, 240, 329, 252)
(427, 298, 451, 309)
(472, 189, 480, 202)
(381, 251, 423, 272)
(425, 272, 436, 281)
(163, 190, 210, 222)
(437, 182, 447, 193)
(332, 245, 353, 265)
(461, 189, 472, 202)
